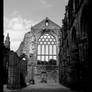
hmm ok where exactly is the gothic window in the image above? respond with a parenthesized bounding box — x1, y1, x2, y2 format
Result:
(37, 34, 57, 62)
(72, 27, 76, 42)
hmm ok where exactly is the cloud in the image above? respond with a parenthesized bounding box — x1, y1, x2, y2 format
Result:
(40, 0, 47, 5)
(39, 0, 53, 8)
(4, 12, 36, 51)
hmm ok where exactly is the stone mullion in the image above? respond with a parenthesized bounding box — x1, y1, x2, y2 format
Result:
(44, 44, 46, 61)
(48, 44, 49, 61)
(41, 44, 42, 61)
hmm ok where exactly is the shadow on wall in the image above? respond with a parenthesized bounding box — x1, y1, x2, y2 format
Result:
(20, 73, 27, 88)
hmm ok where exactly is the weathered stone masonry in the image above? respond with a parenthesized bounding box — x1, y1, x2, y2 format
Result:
(17, 17, 62, 84)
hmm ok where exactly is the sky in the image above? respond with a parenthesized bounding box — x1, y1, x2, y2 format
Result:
(4, 0, 68, 51)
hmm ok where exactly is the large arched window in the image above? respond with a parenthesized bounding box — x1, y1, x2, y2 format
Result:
(37, 34, 57, 62)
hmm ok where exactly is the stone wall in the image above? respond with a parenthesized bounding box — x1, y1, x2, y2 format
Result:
(16, 17, 61, 84)
(59, 0, 88, 90)
(7, 51, 20, 89)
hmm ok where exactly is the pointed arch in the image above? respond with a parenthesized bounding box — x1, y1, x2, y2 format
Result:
(80, 4, 88, 36)
(37, 33, 57, 63)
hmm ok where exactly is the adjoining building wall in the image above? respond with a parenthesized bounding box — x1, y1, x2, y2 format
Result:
(59, 0, 88, 90)
(6, 51, 27, 89)
(3, 36, 27, 89)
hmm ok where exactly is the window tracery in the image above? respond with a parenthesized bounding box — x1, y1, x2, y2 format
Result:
(37, 34, 57, 62)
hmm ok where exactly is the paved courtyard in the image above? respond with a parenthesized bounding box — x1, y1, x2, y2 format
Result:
(3, 74, 78, 92)
(4, 82, 78, 92)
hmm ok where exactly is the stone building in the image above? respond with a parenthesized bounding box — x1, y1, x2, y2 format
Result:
(3, 0, 88, 90)
(3, 34, 27, 89)
(17, 17, 62, 84)
(3, 33, 10, 84)
(59, 0, 88, 90)
(3, 17, 62, 89)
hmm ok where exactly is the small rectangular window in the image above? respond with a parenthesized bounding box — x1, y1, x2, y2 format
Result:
(49, 45, 52, 55)
(49, 56, 52, 60)
(46, 45, 48, 55)
(41, 56, 44, 61)
(42, 45, 44, 54)
(37, 56, 40, 60)
(38, 45, 40, 54)
(53, 45, 56, 55)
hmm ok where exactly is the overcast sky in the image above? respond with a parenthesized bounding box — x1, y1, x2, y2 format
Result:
(4, 0, 68, 51)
